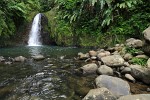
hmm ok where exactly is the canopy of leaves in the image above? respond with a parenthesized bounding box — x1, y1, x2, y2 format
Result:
(0, 0, 40, 39)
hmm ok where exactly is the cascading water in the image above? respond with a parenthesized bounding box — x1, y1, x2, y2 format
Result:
(28, 13, 42, 46)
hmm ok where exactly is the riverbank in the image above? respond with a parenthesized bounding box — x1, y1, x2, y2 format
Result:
(75, 38, 150, 99)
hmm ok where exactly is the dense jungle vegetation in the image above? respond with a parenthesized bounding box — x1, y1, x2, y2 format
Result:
(0, 0, 150, 47)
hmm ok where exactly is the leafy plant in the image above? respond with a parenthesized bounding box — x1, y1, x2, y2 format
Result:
(126, 47, 142, 55)
(131, 57, 147, 66)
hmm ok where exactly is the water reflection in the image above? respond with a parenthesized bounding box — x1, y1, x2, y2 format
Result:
(28, 46, 42, 56)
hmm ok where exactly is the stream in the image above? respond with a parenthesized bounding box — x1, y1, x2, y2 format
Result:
(0, 46, 93, 100)
(0, 46, 150, 100)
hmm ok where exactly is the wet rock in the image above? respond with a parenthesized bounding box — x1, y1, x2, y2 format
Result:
(78, 52, 89, 60)
(124, 53, 133, 61)
(125, 74, 135, 82)
(0, 56, 5, 62)
(143, 26, 150, 42)
(95, 75, 130, 97)
(118, 94, 150, 100)
(14, 56, 26, 62)
(4, 61, 12, 65)
(89, 50, 97, 57)
(81, 63, 98, 74)
(126, 38, 143, 48)
(121, 67, 131, 74)
(97, 65, 113, 75)
(101, 55, 124, 67)
(83, 87, 117, 100)
(32, 55, 45, 60)
(130, 65, 150, 84)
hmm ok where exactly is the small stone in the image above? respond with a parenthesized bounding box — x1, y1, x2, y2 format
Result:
(120, 66, 125, 71)
(124, 53, 133, 61)
(91, 56, 97, 60)
(121, 67, 131, 74)
(115, 44, 120, 47)
(32, 55, 45, 61)
(78, 52, 89, 60)
(14, 56, 26, 62)
(0, 56, 5, 62)
(147, 88, 150, 92)
(125, 74, 135, 82)
(4, 61, 12, 65)
(89, 50, 97, 57)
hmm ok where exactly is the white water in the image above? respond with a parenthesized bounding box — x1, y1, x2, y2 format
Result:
(28, 13, 42, 46)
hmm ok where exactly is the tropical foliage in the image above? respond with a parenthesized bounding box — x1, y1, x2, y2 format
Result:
(0, 0, 150, 46)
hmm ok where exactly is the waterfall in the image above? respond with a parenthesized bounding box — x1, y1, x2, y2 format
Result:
(28, 13, 42, 46)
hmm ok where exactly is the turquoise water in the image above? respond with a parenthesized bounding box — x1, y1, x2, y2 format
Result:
(0, 46, 93, 100)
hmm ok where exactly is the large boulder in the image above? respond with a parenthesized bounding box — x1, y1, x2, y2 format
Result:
(118, 94, 150, 100)
(83, 87, 117, 100)
(126, 38, 143, 48)
(95, 75, 130, 97)
(97, 65, 113, 75)
(14, 56, 26, 62)
(81, 63, 98, 74)
(130, 65, 150, 84)
(101, 55, 124, 67)
(143, 26, 150, 42)
(32, 55, 45, 61)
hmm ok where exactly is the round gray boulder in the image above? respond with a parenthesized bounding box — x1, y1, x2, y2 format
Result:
(118, 94, 150, 100)
(81, 63, 98, 74)
(126, 38, 143, 48)
(95, 75, 130, 97)
(101, 55, 124, 67)
(83, 87, 117, 100)
(97, 65, 113, 75)
(32, 55, 45, 61)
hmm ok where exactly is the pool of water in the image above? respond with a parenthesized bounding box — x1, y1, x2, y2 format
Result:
(0, 46, 94, 100)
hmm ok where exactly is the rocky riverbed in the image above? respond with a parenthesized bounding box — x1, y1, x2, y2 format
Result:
(76, 38, 150, 100)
